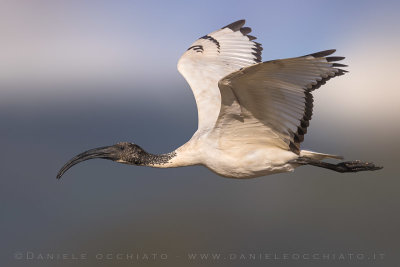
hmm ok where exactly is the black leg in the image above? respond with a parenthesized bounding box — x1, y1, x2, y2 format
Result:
(293, 157, 383, 173)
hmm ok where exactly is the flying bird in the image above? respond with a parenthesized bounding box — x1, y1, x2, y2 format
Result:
(57, 20, 382, 179)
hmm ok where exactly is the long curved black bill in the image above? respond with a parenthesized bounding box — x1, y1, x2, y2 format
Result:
(57, 146, 118, 179)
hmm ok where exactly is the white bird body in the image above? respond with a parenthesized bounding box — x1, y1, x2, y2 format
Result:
(158, 130, 298, 178)
(56, 20, 382, 180)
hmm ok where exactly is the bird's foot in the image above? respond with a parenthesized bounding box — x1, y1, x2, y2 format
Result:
(335, 160, 383, 173)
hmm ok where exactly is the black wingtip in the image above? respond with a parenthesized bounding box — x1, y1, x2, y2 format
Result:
(240, 27, 251, 35)
(306, 49, 336, 58)
(332, 63, 348, 67)
(222, 19, 246, 31)
(326, 56, 345, 62)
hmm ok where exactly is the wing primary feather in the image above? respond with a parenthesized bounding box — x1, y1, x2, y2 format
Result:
(240, 27, 252, 35)
(326, 56, 345, 62)
(305, 49, 336, 58)
(332, 63, 348, 67)
(222, 20, 246, 31)
(252, 52, 262, 62)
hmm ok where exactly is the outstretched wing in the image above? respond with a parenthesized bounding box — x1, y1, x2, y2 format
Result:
(214, 50, 347, 154)
(177, 20, 262, 131)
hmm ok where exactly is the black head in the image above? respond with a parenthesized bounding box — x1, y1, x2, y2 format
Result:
(56, 142, 145, 179)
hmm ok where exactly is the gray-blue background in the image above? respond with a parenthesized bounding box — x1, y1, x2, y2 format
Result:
(1, 0, 399, 266)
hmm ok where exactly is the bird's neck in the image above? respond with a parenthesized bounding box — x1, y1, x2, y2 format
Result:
(136, 151, 177, 168)
(137, 145, 199, 168)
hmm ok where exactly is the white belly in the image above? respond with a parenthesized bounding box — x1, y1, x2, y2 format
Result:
(201, 145, 299, 179)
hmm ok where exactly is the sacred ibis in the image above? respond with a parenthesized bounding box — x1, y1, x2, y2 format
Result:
(57, 20, 382, 179)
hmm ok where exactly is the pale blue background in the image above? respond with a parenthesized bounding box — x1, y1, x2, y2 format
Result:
(1, 0, 399, 266)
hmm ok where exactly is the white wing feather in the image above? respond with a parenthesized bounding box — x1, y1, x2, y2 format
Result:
(177, 20, 262, 131)
(214, 50, 347, 154)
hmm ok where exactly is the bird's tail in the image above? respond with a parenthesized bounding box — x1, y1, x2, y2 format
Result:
(300, 150, 343, 160)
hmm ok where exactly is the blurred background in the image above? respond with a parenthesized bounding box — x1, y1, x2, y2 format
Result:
(1, 0, 399, 266)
